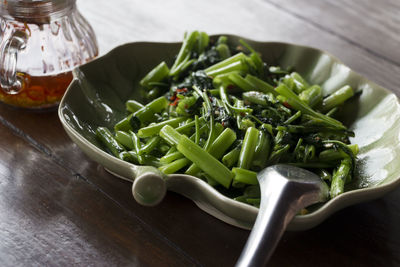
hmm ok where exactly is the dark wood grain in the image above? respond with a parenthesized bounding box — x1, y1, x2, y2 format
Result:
(0, 0, 400, 266)
(266, 0, 400, 67)
(0, 104, 250, 267)
(0, 121, 196, 267)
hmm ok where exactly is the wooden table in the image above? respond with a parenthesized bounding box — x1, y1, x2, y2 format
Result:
(1, 0, 399, 266)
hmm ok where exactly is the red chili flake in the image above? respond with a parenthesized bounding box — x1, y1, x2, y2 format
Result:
(283, 101, 292, 109)
(169, 98, 179, 106)
(227, 84, 235, 90)
(176, 87, 188, 93)
(169, 92, 177, 101)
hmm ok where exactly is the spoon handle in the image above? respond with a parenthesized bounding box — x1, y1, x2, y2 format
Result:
(236, 178, 296, 267)
(236, 166, 325, 267)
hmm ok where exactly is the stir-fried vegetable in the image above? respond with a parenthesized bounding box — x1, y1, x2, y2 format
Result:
(96, 31, 358, 206)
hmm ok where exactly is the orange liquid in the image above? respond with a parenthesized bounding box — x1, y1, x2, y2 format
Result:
(0, 72, 73, 108)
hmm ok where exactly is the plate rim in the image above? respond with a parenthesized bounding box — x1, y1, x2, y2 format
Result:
(58, 35, 400, 230)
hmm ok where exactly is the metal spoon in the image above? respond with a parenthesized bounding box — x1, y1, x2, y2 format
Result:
(236, 164, 329, 267)
(129, 164, 329, 266)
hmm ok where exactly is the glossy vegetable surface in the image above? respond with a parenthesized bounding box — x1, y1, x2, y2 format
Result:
(96, 31, 358, 206)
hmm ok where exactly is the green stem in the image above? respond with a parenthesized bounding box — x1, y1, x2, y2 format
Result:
(96, 127, 125, 157)
(245, 74, 276, 95)
(299, 85, 322, 108)
(159, 158, 191, 174)
(139, 136, 160, 155)
(238, 127, 259, 169)
(228, 72, 255, 92)
(320, 85, 354, 112)
(115, 130, 134, 150)
(222, 145, 241, 168)
(330, 157, 352, 198)
(140, 61, 170, 89)
(126, 99, 144, 113)
(232, 167, 258, 185)
(170, 31, 199, 74)
(160, 151, 184, 164)
(186, 128, 236, 175)
(275, 84, 346, 130)
(159, 125, 182, 146)
(137, 117, 186, 138)
(177, 135, 233, 188)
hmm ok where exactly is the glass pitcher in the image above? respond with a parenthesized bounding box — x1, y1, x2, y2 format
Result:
(0, 0, 98, 109)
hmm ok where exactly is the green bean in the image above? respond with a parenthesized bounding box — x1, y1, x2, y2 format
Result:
(177, 135, 233, 188)
(131, 96, 169, 128)
(330, 157, 352, 198)
(290, 72, 309, 94)
(245, 74, 276, 95)
(140, 61, 170, 89)
(238, 127, 259, 169)
(216, 43, 231, 60)
(239, 40, 262, 72)
(195, 31, 210, 54)
(205, 52, 247, 74)
(159, 158, 191, 174)
(203, 113, 216, 151)
(217, 35, 228, 45)
(114, 114, 134, 132)
(195, 115, 200, 144)
(174, 116, 205, 135)
(299, 85, 322, 108)
(160, 151, 184, 164)
(120, 151, 161, 167)
(252, 130, 271, 170)
(206, 60, 250, 77)
(170, 31, 199, 75)
(219, 85, 253, 114)
(228, 72, 255, 92)
(275, 84, 346, 130)
(222, 145, 241, 168)
(269, 144, 290, 164)
(319, 144, 359, 162)
(96, 127, 125, 157)
(137, 117, 186, 138)
(284, 110, 301, 124)
(116, 96, 168, 131)
(304, 144, 316, 162)
(115, 130, 134, 150)
(186, 128, 237, 175)
(242, 91, 271, 107)
(232, 167, 258, 185)
(129, 130, 144, 163)
(326, 107, 338, 117)
(320, 85, 354, 112)
(119, 151, 139, 164)
(126, 99, 144, 113)
(139, 136, 160, 155)
(159, 125, 182, 146)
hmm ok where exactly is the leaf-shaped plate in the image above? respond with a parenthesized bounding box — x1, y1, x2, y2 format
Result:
(58, 35, 400, 230)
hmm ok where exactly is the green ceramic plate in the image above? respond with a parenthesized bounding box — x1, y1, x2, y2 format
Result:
(58, 35, 400, 231)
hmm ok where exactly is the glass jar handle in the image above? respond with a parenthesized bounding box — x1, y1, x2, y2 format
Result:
(0, 30, 28, 94)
